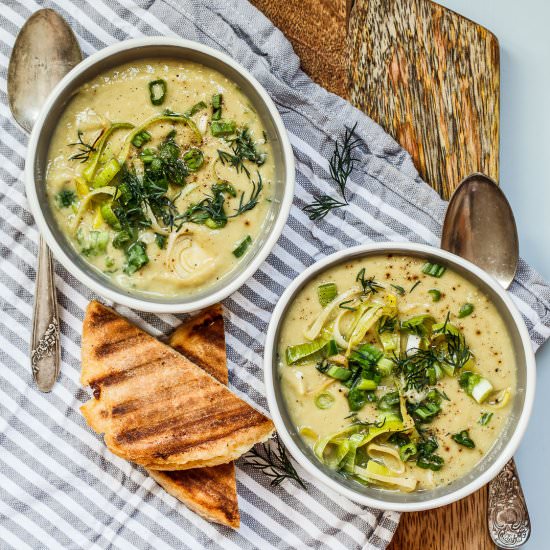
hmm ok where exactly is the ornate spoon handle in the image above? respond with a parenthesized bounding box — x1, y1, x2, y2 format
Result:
(488, 458, 531, 548)
(30, 236, 61, 392)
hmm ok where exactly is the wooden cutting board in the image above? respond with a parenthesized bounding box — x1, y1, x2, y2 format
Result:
(251, 0, 499, 548)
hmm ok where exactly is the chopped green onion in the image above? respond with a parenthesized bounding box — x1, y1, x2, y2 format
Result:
(185, 101, 207, 117)
(376, 357, 394, 377)
(211, 120, 236, 137)
(286, 338, 337, 365)
(401, 314, 435, 337)
(355, 379, 378, 391)
(422, 262, 446, 278)
(212, 93, 222, 121)
(428, 289, 441, 302)
(148, 79, 167, 105)
(459, 371, 494, 403)
(317, 282, 338, 307)
(233, 236, 252, 258)
(131, 130, 151, 148)
(314, 392, 335, 410)
(416, 438, 444, 471)
(399, 443, 417, 462)
(324, 365, 351, 381)
(452, 430, 475, 448)
(100, 203, 121, 230)
(458, 303, 474, 318)
(183, 148, 204, 172)
(390, 284, 405, 296)
(78, 229, 109, 257)
(377, 391, 400, 412)
(124, 241, 148, 275)
(479, 412, 493, 426)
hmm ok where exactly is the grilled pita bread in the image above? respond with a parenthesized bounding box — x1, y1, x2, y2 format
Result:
(81, 301, 274, 471)
(146, 305, 239, 529)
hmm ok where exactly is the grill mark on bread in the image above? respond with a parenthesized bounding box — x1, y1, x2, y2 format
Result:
(87, 304, 119, 329)
(93, 329, 147, 359)
(113, 407, 269, 453)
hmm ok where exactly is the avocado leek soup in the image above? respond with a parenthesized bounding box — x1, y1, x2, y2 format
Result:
(278, 255, 515, 492)
(46, 59, 274, 297)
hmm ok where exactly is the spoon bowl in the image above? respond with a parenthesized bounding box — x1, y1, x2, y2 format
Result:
(8, 9, 81, 132)
(441, 173, 519, 289)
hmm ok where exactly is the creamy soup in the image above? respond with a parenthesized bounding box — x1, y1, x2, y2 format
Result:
(46, 59, 274, 297)
(278, 255, 515, 492)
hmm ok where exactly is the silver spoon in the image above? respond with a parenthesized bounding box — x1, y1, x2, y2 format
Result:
(7, 9, 81, 392)
(442, 173, 530, 549)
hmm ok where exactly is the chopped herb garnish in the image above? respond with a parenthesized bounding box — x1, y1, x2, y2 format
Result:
(458, 303, 474, 318)
(428, 289, 441, 302)
(233, 235, 252, 258)
(55, 189, 76, 209)
(391, 284, 405, 296)
(303, 123, 360, 220)
(217, 127, 266, 177)
(242, 434, 307, 489)
(339, 299, 357, 311)
(356, 268, 382, 296)
(155, 233, 167, 250)
(68, 130, 101, 163)
(148, 79, 167, 105)
(452, 430, 475, 448)
(410, 280, 422, 293)
(479, 412, 494, 426)
(185, 101, 207, 117)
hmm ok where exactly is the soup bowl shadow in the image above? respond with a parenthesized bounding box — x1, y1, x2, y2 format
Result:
(25, 37, 295, 313)
(264, 242, 535, 512)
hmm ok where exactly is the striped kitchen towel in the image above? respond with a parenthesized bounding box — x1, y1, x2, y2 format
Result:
(1, 1, 549, 549)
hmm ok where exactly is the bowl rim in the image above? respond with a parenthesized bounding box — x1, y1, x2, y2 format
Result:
(264, 241, 536, 512)
(25, 36, 295, 313)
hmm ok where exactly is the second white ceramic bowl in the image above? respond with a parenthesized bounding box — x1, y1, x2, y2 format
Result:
(264, 242, 535, 512)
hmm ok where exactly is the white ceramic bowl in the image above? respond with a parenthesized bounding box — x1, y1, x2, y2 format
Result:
(264, 242, 535, 511)
(25, 37, 295, 313)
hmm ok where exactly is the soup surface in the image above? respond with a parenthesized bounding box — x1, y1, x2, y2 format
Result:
(46, 58, 274, 297)
(278, 255, 515, 492)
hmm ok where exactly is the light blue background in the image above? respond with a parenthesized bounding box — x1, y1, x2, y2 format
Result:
(436, 1, 549, 547)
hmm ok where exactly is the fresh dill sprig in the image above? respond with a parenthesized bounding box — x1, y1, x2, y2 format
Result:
(68, 130, 102, 163)
(302, 195, 348, 221)
(303, 122, 360, 220)
(241, 434, 307, 490)
(217, 127, 266, 178)
(356, 267, 383, 296)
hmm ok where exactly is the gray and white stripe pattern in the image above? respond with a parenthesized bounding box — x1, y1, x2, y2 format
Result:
(1, 0, 549, 549)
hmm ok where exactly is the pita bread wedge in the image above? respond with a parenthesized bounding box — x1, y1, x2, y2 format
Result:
(146, 305, 239, 529)
(81, 301, 274, 471)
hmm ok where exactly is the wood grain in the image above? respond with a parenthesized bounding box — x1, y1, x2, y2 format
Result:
(250, 0, 350, 97)
(251, 0, 499, 548)
(348, 0, 500, 199)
